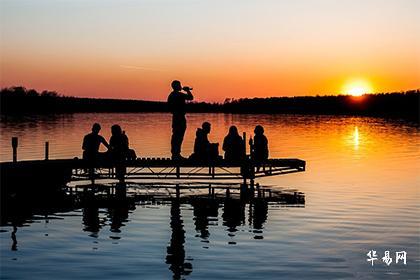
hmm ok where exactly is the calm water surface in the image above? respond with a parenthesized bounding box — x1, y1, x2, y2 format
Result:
(0, 113, 419, 279)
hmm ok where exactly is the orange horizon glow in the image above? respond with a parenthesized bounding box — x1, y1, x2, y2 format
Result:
(0, 0, 419, 102)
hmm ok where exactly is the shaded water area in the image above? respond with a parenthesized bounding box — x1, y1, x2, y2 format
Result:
(1, 113, 419, 279)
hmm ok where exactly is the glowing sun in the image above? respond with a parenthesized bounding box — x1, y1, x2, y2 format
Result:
(342, 80, 373, 96)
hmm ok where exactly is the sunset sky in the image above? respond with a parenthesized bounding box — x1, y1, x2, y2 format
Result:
(0, 0, 419, 101)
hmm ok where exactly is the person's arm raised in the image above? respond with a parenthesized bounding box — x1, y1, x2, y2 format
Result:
(182, 87, 194, 101)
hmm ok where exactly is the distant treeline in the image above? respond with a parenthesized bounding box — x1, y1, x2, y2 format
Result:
(1, 86, 419, 121)
(0, 86, 220, 114)
(223, 90, 420, 120)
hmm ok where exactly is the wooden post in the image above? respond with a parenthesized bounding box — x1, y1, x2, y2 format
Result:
(176, 184, 180, 199)
(250, 179, 255, 198)
(256, 183, 261, 198)
(12, 137, 18, 162)
(242, 132, 246, 157)
(116, 182, 126, 198)
(45, 141, 49, 160)
(240, 183, 247, 200)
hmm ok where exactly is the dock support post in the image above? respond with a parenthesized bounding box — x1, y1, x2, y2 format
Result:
(242, 132, 247, 156)
(45, 141, 49, 160)
(256, 183, 261, 198)
(250, 179, 255, 198)
(12, 137, 18, 162)
(176, 166, 180, 179)
(240, 182, 247, 200)
(116, 182, 126, 199)
(90, 169, 95, 185)
(209, 166, 215, 178)
(176, 184, 180, 199)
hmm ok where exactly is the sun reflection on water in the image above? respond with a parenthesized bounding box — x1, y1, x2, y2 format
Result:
(353, 126, 359, 150)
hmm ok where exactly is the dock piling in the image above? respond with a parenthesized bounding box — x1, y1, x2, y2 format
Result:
(240, 183, 248, 200)
(249, 179, 255, 198)
(45, 142, 49, 160)
(12, 137, 18, 162)
(175, 184, 180, 199)
(242, 132, 247, 156)
(256, 183, 261, 198)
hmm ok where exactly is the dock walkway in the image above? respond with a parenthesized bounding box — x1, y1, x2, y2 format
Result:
(1, 157, 306, 188)
(73, 157, 305, 181)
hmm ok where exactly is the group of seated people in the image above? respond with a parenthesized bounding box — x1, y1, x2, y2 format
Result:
(82, 123, 136, 162)
(190, 122, 269, 162)
(82, 122, 269, 163)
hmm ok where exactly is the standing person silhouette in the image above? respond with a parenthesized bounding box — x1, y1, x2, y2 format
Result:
(168, 80, 194, 160)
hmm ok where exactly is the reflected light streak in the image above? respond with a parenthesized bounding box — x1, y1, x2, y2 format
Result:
(353, 126, 360, 150)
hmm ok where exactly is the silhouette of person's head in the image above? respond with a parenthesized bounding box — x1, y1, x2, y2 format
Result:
(202, 122, 211, 134)
(228, 125, 239, 136)
(171, 80, 182, 91)
(111, 124, 122, 136)
(254, 125, 264, 135)
(92, 123, 101, 134)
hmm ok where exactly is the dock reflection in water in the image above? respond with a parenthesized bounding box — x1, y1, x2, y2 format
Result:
(1, 183, 304, 280)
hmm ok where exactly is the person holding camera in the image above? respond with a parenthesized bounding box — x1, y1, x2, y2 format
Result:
(167, 80, 194, 160)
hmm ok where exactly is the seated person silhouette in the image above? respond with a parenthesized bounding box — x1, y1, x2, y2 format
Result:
(82, 123, 109, 161)
(109, 124, 136, 161)
(250, 125, 269, 162)
(190, 122, 219, 160)
(222, 126, 245, 161)
(123, 130, 137, 160)
(109, 124, 137, 181)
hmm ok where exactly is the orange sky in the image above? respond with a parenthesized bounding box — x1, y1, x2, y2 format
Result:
(1, 0, 419, 102)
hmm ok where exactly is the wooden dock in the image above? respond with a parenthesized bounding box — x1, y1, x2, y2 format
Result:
(1, 157, 305, 187)
(72, 157, 305, 182)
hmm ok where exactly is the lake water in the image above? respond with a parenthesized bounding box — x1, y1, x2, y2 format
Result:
(0, 113, 419, 279)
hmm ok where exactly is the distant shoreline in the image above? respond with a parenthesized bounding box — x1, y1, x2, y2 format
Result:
(1, 86, 419, 121)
